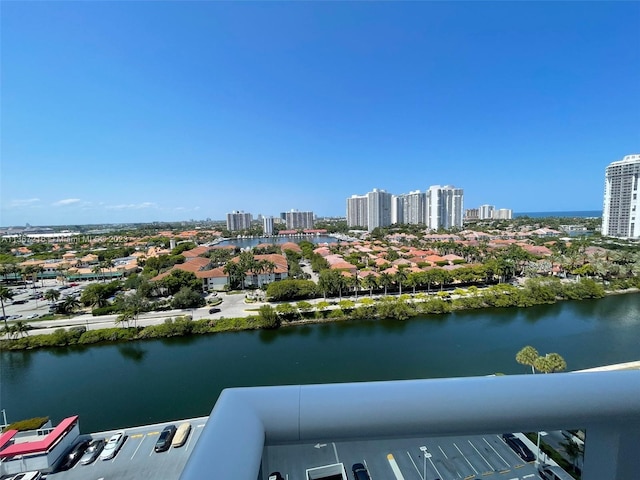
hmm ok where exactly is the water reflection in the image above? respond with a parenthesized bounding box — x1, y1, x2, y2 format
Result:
(0, 351, 33, 383)
(117, 343, 148, 363)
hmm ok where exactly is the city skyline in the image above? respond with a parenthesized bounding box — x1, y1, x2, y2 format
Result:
(2, 2, 638, 226)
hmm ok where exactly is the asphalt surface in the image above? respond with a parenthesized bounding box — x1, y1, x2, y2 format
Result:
(263, 432, 551, 480)
(45, 417, 208, 480)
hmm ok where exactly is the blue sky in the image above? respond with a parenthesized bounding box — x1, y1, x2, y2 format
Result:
(1, 1, 639, 226)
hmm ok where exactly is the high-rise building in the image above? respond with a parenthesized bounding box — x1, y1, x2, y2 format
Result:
(403, 190, 427, 225)
(285, 210, 314, 230)
(479, 204, 495, 220)
(346, 194, 368, 229)
(366, 188, 392, 232)
(603, 154, 640, 238)
(494, 208, 513, 220)
(263, 216, 274, 236)
(226, 211, 252, 232)
(426, 185, 464, 230)
(465, 208, 479, 221)
(391, 195, 404, 225)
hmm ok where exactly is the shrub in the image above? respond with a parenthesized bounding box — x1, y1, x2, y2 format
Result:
(92, 305, 121, 316)
(3, 417, 49, 433)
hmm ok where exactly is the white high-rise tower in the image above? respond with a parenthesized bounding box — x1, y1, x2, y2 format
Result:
(603, 154, 640, 238)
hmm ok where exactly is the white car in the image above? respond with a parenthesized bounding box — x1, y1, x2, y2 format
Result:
(99, 431, 125, 460)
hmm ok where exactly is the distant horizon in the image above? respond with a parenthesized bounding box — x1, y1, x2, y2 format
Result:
(0, 208, 603, 230)
(1, 2, 637, 225)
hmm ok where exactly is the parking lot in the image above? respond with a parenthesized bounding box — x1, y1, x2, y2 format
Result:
(262, 432, 547, 480)
(46, 417, 207, 480)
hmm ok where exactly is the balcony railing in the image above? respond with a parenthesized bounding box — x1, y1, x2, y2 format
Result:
(179, 370, 640, 480)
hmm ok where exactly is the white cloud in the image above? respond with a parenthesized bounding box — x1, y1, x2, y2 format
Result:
(8, 198, 40, 207)
(105, 202, 157, 210)
(53, 198, 81, 207)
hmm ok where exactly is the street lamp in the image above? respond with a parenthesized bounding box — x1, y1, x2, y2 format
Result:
(536, 431, 548, 466)
(419, 446, 432, 480)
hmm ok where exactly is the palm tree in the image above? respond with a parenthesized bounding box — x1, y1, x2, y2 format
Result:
(58, 296, 80, 315)
(516, 345, 539, 374)
(394, 269, 408, 295)
(92, 264, 103, 282)
(44, 288, 61, 304)
(13, 320, 29, 338)
(0, 286, 14, 328)
(361, 275, 377, 297)
(378, 272, 393, 296)
(35, 265, 45, 289)
(560, 437, 584, 473)
(116, 309, 134, 328)
(535, 353, 567, 373)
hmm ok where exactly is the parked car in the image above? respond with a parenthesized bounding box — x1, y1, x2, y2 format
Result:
(352, 463, 371, 480)
(79, 438, 105, 465)
(25, 313, 39, 320)
(208, 307, 221, 314)
(268, 473, 284, 480)
(57, 438, 90, 470)
(502, 433, 535, 462)
(154, 425, 177, 452)
(171, 422, 192, 448)
(10, 471, 42, 480)
(100, 431, 126, 460)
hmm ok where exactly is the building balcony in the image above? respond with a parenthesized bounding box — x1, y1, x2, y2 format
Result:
(179, 370, 640, 480)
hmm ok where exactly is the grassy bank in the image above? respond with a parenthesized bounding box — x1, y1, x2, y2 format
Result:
(0, 277, 634, 351)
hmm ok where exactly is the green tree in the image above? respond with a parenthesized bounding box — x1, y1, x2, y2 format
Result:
(560, 437, 584, 473)
(361, 275, 378, 297)
(171, 287, 205, 309)
(258, 304, 280, 329)
(162, 270, 202, 295)
(516, 345, 539, 374)
(534, 353, 567, 373)
(58, 296, 80, 315)
(44, 289, 61, 304)
(378, 272, 393, 296)
(0, 286, 14, 328)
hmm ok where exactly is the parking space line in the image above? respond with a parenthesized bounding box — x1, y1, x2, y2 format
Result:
(523, 474, 535, 478)
(468, 439, 493, 470)
(428, 455, 443, 480)
(483, 438, 510, 468)
(454, 442, 478, 474)
(406, 451, 423, 480)
(387, 454, 406, 480)
(332, 442, 339, 463)
(438, 445, 448, 459)
(131, 435, 146, 460)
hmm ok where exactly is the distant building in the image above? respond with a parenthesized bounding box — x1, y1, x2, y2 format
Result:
(403, 190, 427, 225)
(263, 216, 274, 236)
(494, 208, 513, 220)
(479, 204, 495, 220)
(346, 194, 368, 229)
(465, 208, 479, 221)
(366, 188, 392, 232)
(285, 210, 314, 230)
(603, 154, 640, 238)
(426, 185, 464, 230)
(226, 211, 252, 232)
(391, 195, 404, 225)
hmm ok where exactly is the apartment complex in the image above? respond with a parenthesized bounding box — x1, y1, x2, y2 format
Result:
(262, 216, 274, 236)
(347, 186, 463, 231)
(226, 211, 252, 232)
(346, 194, 369, 229)
(603, 154, 640, 238)
(284, 210, 314, 230)
(465, 205, 513, 221)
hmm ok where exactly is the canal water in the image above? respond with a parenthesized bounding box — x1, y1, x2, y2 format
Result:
(2, 294, 639, 433)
